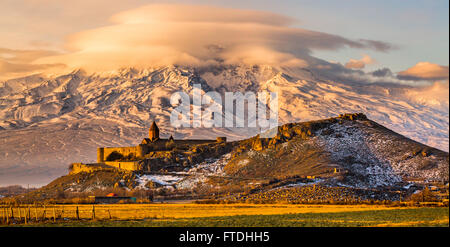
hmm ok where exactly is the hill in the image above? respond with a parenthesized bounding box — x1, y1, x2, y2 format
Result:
(6, 113, 448, 204)
(226, 113, 448, 188)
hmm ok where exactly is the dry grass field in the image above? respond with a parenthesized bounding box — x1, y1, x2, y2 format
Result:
(0, 204, 448, 227)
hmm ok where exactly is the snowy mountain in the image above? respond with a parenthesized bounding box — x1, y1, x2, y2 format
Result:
(0, 65, 448, 186)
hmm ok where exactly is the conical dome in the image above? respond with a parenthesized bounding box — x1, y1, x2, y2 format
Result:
(149, 121, 160, 141)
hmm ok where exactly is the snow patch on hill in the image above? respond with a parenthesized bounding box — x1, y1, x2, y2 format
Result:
(135, 153, 232, 189)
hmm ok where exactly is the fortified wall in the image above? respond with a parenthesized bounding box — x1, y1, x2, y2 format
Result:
(87, 121, 228, 172)
(97, 146, 144, 163)
(69, 163, 115, 174)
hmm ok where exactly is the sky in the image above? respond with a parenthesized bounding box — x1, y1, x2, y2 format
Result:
(0, 0, 448, 79)
(188, 0, 450, 72)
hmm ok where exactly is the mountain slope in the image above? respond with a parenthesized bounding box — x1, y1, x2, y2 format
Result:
(0, 65, 448, 186)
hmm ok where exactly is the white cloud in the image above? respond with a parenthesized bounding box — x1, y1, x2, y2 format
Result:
(0, 48, 65, 80)
(28, 4, 393, 74)
(345, 54, 376, 69)
(398, 62, 449, 81)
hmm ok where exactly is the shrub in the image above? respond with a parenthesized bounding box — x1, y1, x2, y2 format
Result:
(409, 188, 438, 202)
(417, 161, 437, 170)
(106, 151, 124, 161)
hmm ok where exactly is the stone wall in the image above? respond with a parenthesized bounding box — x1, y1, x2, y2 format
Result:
(97, 146, 145, 162)
(97, 138, 226, 162)
(104, 161, 142, 171)
(69, 163, 114, 174)
(94, 137, 229, 172)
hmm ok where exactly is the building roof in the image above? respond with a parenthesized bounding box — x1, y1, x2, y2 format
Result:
(141, 138, 151, 144)
(150, 121, 159, 131)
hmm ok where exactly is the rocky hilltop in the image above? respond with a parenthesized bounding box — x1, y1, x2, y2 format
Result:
(15, 113, 448, 203)
(227, 113, 448, 188)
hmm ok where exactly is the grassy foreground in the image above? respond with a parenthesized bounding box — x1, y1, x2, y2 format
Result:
(3, 204, 448, 227)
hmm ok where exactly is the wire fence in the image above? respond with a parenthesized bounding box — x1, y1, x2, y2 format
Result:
(0, 204, 171, 225)
(1, 200, 447, 226)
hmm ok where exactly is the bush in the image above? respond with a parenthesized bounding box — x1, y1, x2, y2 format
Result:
(409, 188, 438, 202)
(106, 151, 124, 161)
(417, 161, 436, 170)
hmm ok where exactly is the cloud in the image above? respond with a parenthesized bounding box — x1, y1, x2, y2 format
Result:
(31, 4, 393, 74)
(397, 62, 449, 81)
(371, 68, 394, 77)
(28, 40, 54, 48)
(403, 81, 449, 108)
(0, 48, 65, 80)
(0, 47, 60, 63)
(358, 39, 395, 53)
(109, 4, 296, 26)
(345, 54, 376, 69)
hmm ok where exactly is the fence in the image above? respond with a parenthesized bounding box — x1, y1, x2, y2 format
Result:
(1, 202, 448, 226)
(0, 204, 171, 225)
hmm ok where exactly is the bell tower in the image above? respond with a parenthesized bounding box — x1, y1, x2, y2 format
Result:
(149, 121, 160, 142)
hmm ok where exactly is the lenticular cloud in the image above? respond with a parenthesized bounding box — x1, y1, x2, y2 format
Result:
(37, 4, 392, 72)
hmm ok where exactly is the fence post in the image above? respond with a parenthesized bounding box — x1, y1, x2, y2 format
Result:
(76, 206, 80, 220)
(42, 206, 46, 221)
(53, 207, 56, 223)
(34, 207, 38, 221)
(18, 207, 22, 223)
(10, 206, 13, 219)
(108, 209, 112, 220)
(6, 208, 9, 225)
(24, 208, 27, 225)
(92, 205, 95, 220)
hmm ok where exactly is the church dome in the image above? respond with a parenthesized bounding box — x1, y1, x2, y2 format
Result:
(149, 121, 160, 141)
